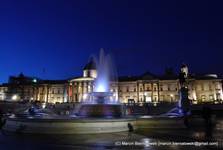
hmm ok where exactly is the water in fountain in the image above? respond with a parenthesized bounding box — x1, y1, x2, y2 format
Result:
(94, 49, 110, 93)
(87, 48, 118, 104)
(77, 49, 123, 117)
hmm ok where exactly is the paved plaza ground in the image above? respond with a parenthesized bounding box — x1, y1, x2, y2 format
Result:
(0, 102, 223, 149)
(0, 120, 223, 150)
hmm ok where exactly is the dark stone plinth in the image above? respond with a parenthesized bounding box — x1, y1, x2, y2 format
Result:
(180, 87, 190, 114)
(78, 104, 122, 117)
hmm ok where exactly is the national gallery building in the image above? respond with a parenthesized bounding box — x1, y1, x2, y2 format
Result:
(0, 60, 222, 104)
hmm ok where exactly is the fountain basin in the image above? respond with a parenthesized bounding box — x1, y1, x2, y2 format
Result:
(77, 104, 123, 117)
(3, 117, 136, 134)
(3, 115, 215, 134)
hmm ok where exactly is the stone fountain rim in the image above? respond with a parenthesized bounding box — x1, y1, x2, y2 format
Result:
(6, 116, 136, 122)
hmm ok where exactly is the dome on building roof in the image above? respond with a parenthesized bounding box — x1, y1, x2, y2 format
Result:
(204, 74, 218, 78)
(83, 58, 96, 70)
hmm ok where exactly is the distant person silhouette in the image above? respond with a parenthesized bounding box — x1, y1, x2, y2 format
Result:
(0, 109, 6, 129)
(127, 123, 134, 138)
(202, 106, 213, 140)
(28, 107, 35, 116)
(128, 123, 134, 132)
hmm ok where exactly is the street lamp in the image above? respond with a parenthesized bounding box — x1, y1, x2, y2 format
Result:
(12, 95, 17, 100)
(32, 79, 37, 83)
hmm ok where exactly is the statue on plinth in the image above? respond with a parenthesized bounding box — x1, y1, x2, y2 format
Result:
(178, 64, 191, 115)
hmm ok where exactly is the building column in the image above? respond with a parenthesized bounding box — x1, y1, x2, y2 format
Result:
(137, 82, 139, 103)
(82, 82, 84, 101)
(43, 85, 46, 102)
(72, 82, 75, 102)
(63, 84, 67, 103)
(78, 82, 81, 102)
(213, 82, 217, 101)
(151, 82, 154, 103)
(46, 85, 49, 103)
(37, 87, 40, 101)
(157, 81, 160, 102)
(68, 83, 72, 102)
(143, 82, 146, 103)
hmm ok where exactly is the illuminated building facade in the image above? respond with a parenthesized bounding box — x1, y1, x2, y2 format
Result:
(0, 61, 222, 104)
(1, 73, 67, 103)
(0, 85, 7, 100)
(68, 60, 223, 104)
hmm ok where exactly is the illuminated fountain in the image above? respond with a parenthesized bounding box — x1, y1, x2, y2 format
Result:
(3, 49, 135, 134)
(77, 49, 123, 117)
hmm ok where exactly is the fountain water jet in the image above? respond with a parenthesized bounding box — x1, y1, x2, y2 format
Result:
(77, 49, 122, 117)
(94, 49, 110, 93)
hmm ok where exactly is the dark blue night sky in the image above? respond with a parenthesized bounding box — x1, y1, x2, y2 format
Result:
(0, 0, 222, 83)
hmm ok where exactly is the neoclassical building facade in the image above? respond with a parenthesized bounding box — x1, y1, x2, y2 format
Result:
(0, 60, 222, 104)
(67, 60, 223, 104)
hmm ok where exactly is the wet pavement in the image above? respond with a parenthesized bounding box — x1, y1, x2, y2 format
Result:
(0, 120, 223, 150)
(0, 129, 222, 149)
